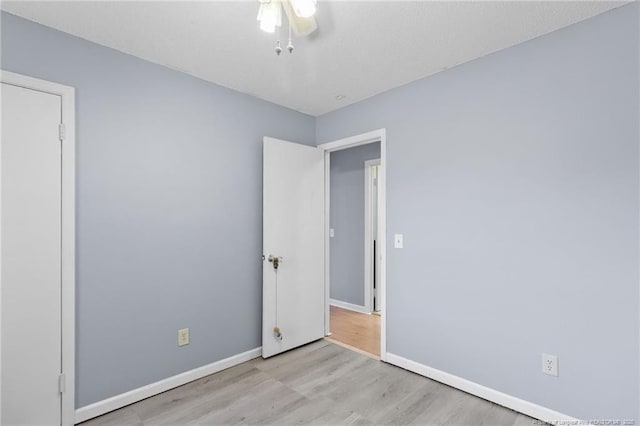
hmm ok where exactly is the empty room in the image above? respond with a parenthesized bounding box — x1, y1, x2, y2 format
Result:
(1, 1, 638, 425)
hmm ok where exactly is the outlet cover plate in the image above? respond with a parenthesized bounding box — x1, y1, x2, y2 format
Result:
(542, 353, 558, 376)
(178, 328, 190, 346)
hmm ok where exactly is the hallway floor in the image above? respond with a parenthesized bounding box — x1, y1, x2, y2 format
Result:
(325, 305, 381, 358)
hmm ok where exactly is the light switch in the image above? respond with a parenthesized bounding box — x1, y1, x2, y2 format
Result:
(394, 234, 403, 249)
(330, 228, 335, 238)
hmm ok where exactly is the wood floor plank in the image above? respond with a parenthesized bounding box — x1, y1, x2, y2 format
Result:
(512, 413, 540, 426)
(253, 339, 330, 372)
(81, 407, 142, 426)
(482, 404, 521, 426)
(328, 305, 380, 357)
(285, 349, 371, 398)
(142, 369, 274, 425)
(132, 364, 262, 422)
(80, 341, 536, 426)
(186, 378, 306, 425)
(264, 395, 365, 426)
(374, 379, 452, 425)
(258, 343, 346, 383)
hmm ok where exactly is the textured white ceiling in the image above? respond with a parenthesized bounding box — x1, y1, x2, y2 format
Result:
(1, 1, 626, 116)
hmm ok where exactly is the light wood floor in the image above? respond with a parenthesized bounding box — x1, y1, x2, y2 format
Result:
(81, 341, 534, 426)
(326, 305, 380, 357)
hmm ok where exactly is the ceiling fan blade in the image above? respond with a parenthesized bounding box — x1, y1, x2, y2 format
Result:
(282, 0, 317, 36)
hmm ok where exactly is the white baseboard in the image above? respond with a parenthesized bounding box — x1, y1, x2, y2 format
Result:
(329, 298, 370, 314)
(75, 347, 262, 424)
(385, 352, 578, 424)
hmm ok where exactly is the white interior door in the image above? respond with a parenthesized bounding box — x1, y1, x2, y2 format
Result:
(1, 82, 63, 425)
(263, 137, 325, 358)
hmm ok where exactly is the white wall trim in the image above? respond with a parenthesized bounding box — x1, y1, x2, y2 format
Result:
(329, 298, 370, 314)
(318, 129, 385, 152)
(385, 353, 578, 424)
(1, 70, 76, 426)
(363, 159, 381, 314)
(75, 347, 262, 424)
(320, 128, 387, 361)
(324, 150, 332, 336)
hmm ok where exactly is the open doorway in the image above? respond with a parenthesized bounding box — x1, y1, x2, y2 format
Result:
(319, 129, 386, 360)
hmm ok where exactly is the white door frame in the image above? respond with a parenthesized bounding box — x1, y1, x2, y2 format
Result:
(319, 128, 387, 361)
(1, 70, 76, 425)
(364, 159, 381, 314)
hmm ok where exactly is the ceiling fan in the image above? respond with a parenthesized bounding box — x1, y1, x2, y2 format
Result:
(257, 0, 318, 55)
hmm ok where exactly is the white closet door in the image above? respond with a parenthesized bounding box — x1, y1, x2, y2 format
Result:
(1, 82, 63, 426)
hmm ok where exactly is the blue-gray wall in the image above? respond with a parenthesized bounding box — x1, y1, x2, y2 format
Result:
(330, 143, 380, 307)
(318, 4, 639, 421)
(0, 12, 315, 407)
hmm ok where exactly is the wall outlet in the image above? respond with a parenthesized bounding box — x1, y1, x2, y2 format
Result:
(542, 353, 558, 376)
(330, 228, 335, 238)
(178, 328, 190, 347)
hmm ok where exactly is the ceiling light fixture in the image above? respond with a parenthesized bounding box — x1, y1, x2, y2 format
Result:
(257, 0, 281, 33)
(257, 0, 318, 56)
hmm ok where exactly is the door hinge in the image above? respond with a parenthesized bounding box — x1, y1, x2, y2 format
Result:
(58, 123, 66, 141)
(58, 373, 66, 393)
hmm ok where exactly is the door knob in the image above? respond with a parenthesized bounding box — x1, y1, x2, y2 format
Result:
(268, 255, 283, 270)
